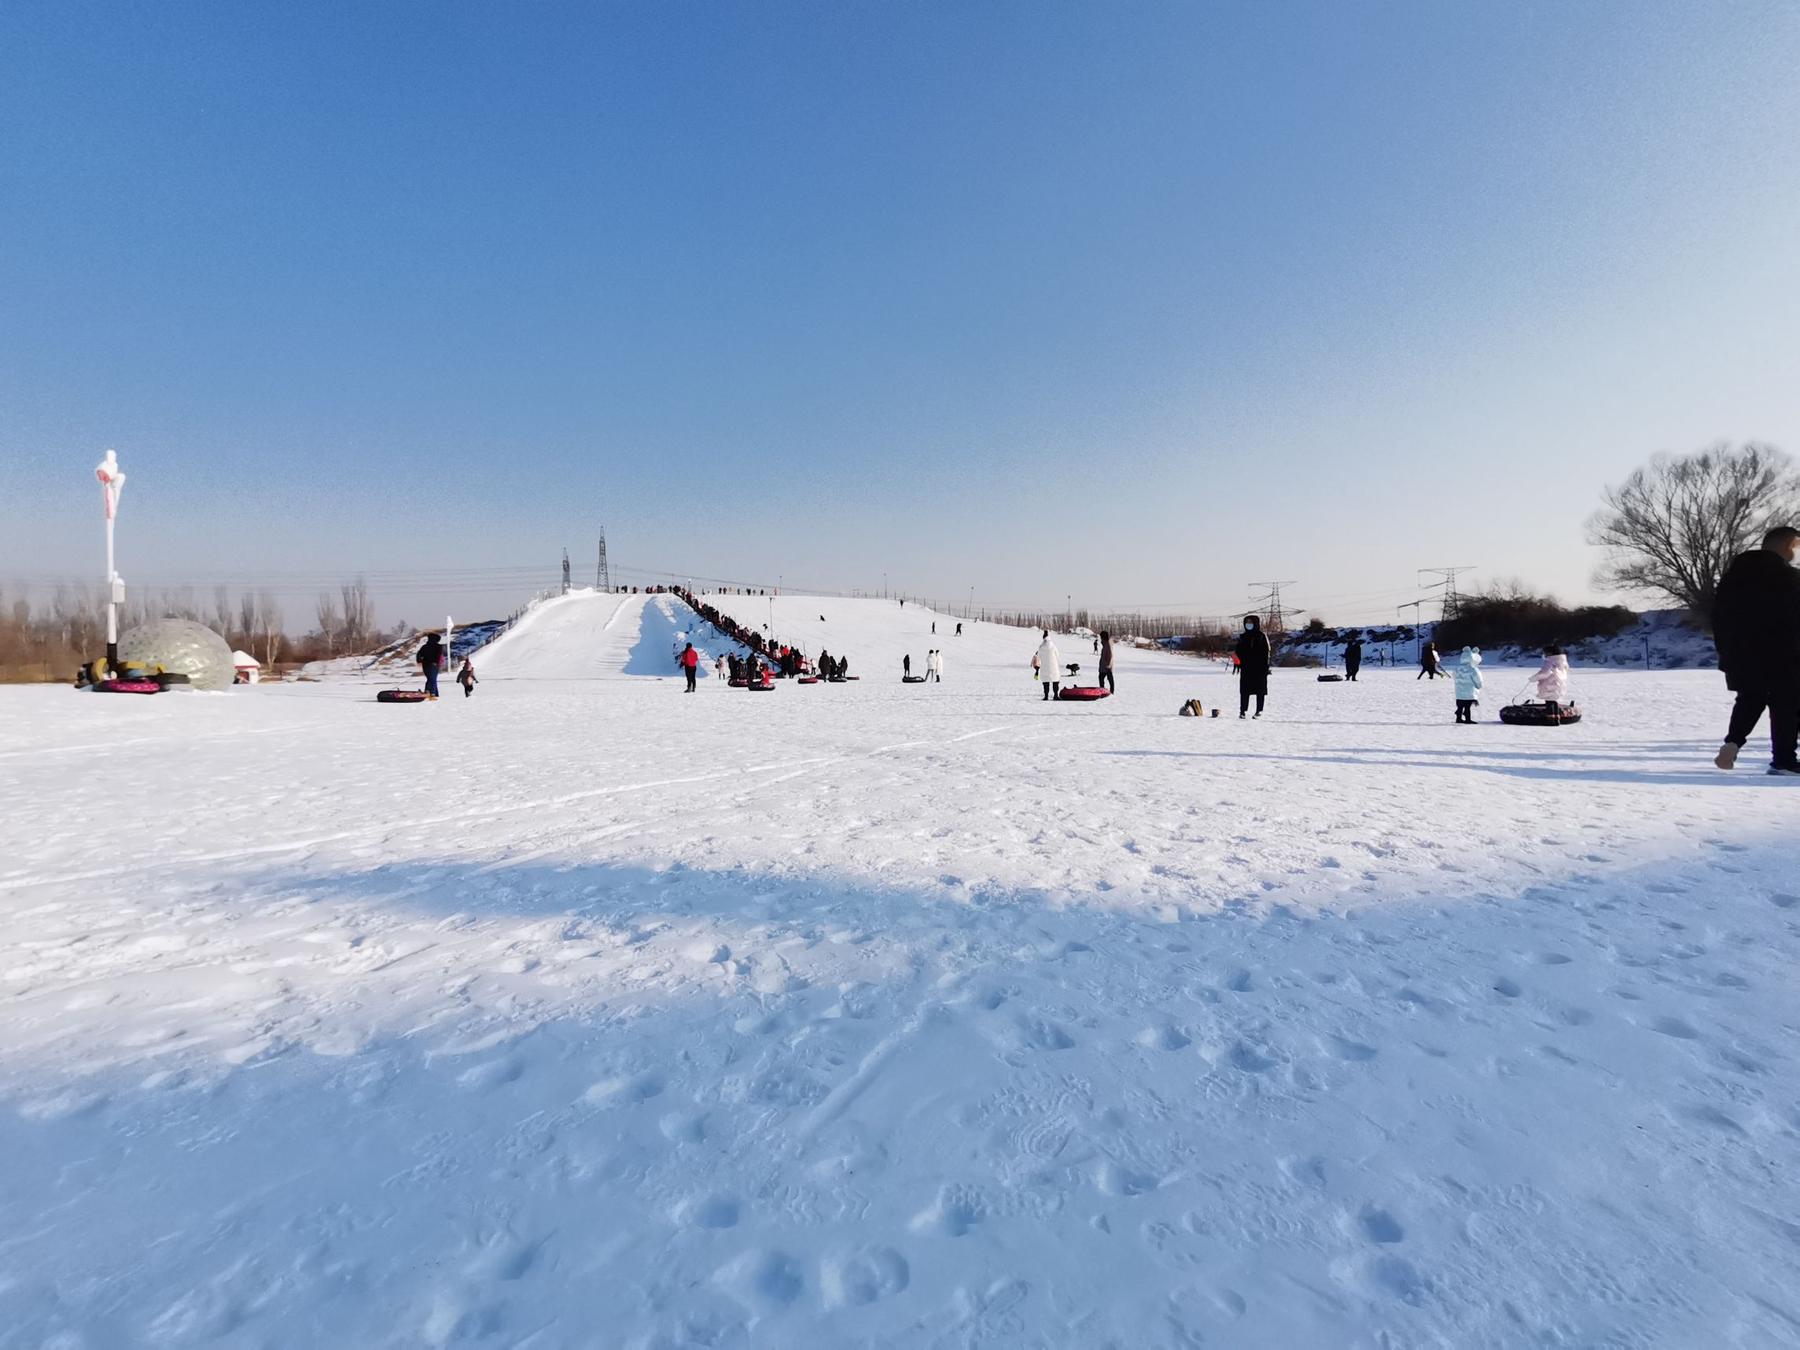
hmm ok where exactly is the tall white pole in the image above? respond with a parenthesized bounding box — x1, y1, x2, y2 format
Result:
(95, 450, 126, 672)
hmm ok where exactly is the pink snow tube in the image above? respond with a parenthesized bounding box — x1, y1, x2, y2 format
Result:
(95, 678, 162, 694)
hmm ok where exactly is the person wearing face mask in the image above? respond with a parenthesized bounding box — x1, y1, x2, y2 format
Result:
(1235, 615, 1272, 718)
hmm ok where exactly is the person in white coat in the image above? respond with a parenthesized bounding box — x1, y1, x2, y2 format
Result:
(1452, 647, 1484, 723)
(928, 649, 943, 682)
(1532, 647, 1570, 712)
(1033, 631, 1061, 701)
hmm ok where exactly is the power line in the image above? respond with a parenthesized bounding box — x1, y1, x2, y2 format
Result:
(1247, 579, 1299, 633)
(1418, 566, 1476, 622)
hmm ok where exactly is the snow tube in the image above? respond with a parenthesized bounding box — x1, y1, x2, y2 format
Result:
(1500, 701, 1581, 726)
(1057, 686, 1112, 702)
(1317, 674, 1343, 683)
(796, 677, 820, 685)
(377, 688, 430, 703)
(728, 678, 748, 688)
(95, 678, 162, 694)
(902, 675, 926, 684)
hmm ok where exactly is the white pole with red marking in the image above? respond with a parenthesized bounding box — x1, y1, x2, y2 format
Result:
(95, 449, 126, 672)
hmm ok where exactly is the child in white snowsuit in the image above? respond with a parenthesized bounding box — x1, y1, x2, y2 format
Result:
(1453, 647, 1483, 723)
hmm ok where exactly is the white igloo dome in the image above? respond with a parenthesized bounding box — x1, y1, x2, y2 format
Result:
(118, 618, 236, 691)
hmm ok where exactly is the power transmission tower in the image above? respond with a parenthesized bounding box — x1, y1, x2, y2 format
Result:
(1418, 567, 1475, 622)
(596, 528, 610, 591)
(1247, 580, 1298, 632)
(562, 548, 571, 595)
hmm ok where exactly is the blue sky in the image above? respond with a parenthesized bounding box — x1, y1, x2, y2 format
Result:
(4, 1, 1797, 628)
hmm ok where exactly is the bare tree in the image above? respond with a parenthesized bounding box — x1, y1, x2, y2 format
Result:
(1587, 441, 1800, 615)
(239, 591, 259, 648)
(316, 592, 341, 657)
(340, 577, 374, 653)
(213, 585, 234, 639)
(258, 590, 283, 668)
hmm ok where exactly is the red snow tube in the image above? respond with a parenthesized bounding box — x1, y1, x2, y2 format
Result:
(377, 689, 430, 703)
(746, 679, 775, 691)
(95, 678, 162, 694)
(796, 677, 820, 685)
(728, 679, 747, 687)
(1057, 686, 1112, 702)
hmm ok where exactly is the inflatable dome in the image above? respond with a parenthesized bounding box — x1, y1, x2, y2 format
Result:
(118, 619, 236, 691)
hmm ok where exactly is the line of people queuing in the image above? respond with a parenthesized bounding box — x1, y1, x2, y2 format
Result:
(671, 587, 856, 685)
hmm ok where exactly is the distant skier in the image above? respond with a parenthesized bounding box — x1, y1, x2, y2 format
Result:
(679, 642, 699, 693)
(457, 658, 478, 699)
(417, 632, 444, 701)
(1344, 636, 1364, 682)
(1033, 630, 1061, 701)
(1532, 646, 1569, 715)
(1235, 615, 1271, 718)
(932, 621, 936, 634)
(1711, 525, 1800, 773)
(1417, 642, 1442, 680)
(1453, 647, 1484, 723)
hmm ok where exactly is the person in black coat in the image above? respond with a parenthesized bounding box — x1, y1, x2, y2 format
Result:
(1712, 525, 1800, 773)
(417, 633, 444, 700)
(1343, 636, 1364, 682)
(1235, 615, 1272, 718)
(1417, 642, 1442, 679)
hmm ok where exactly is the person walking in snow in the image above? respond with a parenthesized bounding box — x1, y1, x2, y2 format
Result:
(715, 654, 727, 681)
(955, 622, 963, 636)
(1235, 615, 1271, 718)
(904, 653, 912, 679)
(1417, 642, 1442, 680)
(1098, 631, 1115, 694)
(679, 642, 700, 693)
(928, 649, 943, 682)
(456, 657, 477, 699)
(1452, 646, 1484, 723)
(1532, 646, 1569, 715)
(1344, 635, 1364, 682)
(1033, 630, 1061, 701)
(1712, 525, 1800, 773)
(417, 632, 444, 701)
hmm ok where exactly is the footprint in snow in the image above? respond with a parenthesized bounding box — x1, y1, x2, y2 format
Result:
(820, 1247, 910, 1307)
(1136, 1023, 1191, 1052)
(583, 1071, 664, 1107)
(1324, 1035, 1377, 1062)
(1358, 1206, 1405, 1244)
(675, 1194, 740, 1229)
(1647, 1016, 1699, 1040)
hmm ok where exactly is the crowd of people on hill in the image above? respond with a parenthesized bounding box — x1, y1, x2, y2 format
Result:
(671, 586, 846, 683)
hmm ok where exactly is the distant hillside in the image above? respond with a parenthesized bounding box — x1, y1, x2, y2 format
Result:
(1283, 609, 1714, 671)
(297, 618, 506, 681)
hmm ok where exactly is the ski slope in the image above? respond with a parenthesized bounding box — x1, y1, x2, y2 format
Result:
(3, 595, 1799, 1349)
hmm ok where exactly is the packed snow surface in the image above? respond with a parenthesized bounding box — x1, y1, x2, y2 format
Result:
(4, 592, 1798, 1348)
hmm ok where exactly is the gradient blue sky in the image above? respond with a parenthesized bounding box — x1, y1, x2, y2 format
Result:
(4, 2, 1798, 628)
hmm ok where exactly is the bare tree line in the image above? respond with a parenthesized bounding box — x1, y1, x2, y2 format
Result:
(0, 575, 407, 679)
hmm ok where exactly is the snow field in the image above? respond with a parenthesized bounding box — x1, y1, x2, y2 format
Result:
(2, 592, 1798, 1348)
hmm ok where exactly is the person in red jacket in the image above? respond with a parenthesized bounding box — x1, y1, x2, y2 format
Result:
(679, 642, 700, 692)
